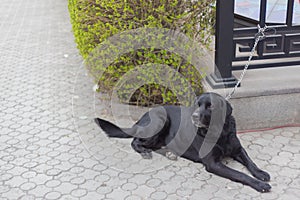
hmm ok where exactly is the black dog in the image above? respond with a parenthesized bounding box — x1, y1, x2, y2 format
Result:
(95, 92, 271, 192)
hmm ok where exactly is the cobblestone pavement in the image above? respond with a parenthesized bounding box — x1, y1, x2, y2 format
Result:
(0, 0, 300, 199)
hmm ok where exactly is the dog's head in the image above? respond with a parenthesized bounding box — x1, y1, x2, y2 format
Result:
(191, 93, 232, 128)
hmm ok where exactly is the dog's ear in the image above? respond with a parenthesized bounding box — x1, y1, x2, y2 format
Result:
(226, 101, 233, 116)
(194, 96, 201, 106)
(194, 93, 209, 106)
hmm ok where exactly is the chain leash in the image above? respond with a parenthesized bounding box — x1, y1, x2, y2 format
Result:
(225, 25, 273, 100)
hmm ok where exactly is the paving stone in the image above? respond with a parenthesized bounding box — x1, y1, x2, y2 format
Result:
(45, 179, 62, 188)
(256, 153, 272, 161)
(71, 188, 88, 198)
(53, 182, 76, 195)
(19, 194, 36, 200)
(0, 173, 13, 182)
(252, 138, 272, 146)
(214, 188, 240, 200)
(105, 176, 128, 190)
(128, 174, 152, 185)
(273, 135, 291, 145)
(281, 145, 300, 153)
(189, 190, 216, 200)
(288, 161, 300, 169)
(70, 176, 86, 185)
(6, 176, 27, 187)
(118, 172, 135, 180)
(21, 171, 37, 179)
(2, 188, 25, 199)
(211, 198, 227, 200)
(278, 166, 300, 179)
(248, 144, 263, 151)
(265, 163, 281, 173)
(106, 188, 131, 199)
(0, 185, 10, 194)
(45, 191, 62, 200)
(28, 185, 52, 197)
(176, 187, 193, 197)
(131, 185, 156, 198)
(145, 178, 162, 188)
(80, 192, 105, 200)
(96, 184, 113, 195)
(20, 182, 37, 191)
(124, 195, 143, 200)
(29, 174, 53, 185)
(157, 181, 182, 194)
(289, 177, 300, 188)
(46, 168, 63, 176)
(101, 168, 120, 177)
(69, 157, 84, 164)
(270, 155, 291, 166)
(122, 182, 138, 191)
(279, 193, 300, 200)
(278, 151, 294, 158)
(290, 139, 300, 147)
(70, 166, 85, 174)
(171, 175, 188, 184)
(238, 185, 260, 198)
(286, 188, 300, 197)
(150, 191, 168, 200)
(151, 171, 173, 182)
(195, 171, 212, 181)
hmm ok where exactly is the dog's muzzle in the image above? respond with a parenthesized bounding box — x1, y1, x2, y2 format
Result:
(191, 115, 208, 128)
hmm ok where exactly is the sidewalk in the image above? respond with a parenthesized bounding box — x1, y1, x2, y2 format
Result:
(0, 0, 299, 199)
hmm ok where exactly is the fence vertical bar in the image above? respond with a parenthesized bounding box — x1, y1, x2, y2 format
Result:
(206, 0, 238, 88)
(259, 0, 267, 25)
(286, 0, 295, 26)
(257, 0, 267, 57)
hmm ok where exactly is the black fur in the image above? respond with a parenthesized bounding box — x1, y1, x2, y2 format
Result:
(95, 92, 271, 192)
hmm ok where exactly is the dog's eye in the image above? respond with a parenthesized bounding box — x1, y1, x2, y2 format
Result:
(207, 104, 214, 109)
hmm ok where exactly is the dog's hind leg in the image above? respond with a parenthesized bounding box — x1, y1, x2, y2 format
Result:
(131, 138, 153, 159)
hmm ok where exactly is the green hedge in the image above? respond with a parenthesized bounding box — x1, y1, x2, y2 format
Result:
(69, 0, 215, 106)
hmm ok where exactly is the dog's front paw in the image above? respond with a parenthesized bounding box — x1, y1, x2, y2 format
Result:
(140, 152, 152, 159)
(253, 169, 271, 182)
(252, 180, 271, 193)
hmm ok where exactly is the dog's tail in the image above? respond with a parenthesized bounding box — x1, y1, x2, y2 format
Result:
(94, 118, 133, 138)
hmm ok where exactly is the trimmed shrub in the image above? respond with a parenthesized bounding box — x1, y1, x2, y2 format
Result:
(69, 0, 215, 106)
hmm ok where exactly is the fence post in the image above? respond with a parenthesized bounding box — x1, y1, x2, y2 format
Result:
(206, 0, 238, 88)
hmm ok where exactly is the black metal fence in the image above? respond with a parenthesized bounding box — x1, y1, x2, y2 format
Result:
(207, 0, 300, 88)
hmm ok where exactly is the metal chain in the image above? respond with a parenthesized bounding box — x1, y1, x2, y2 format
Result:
(225, 25, 271, 100)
